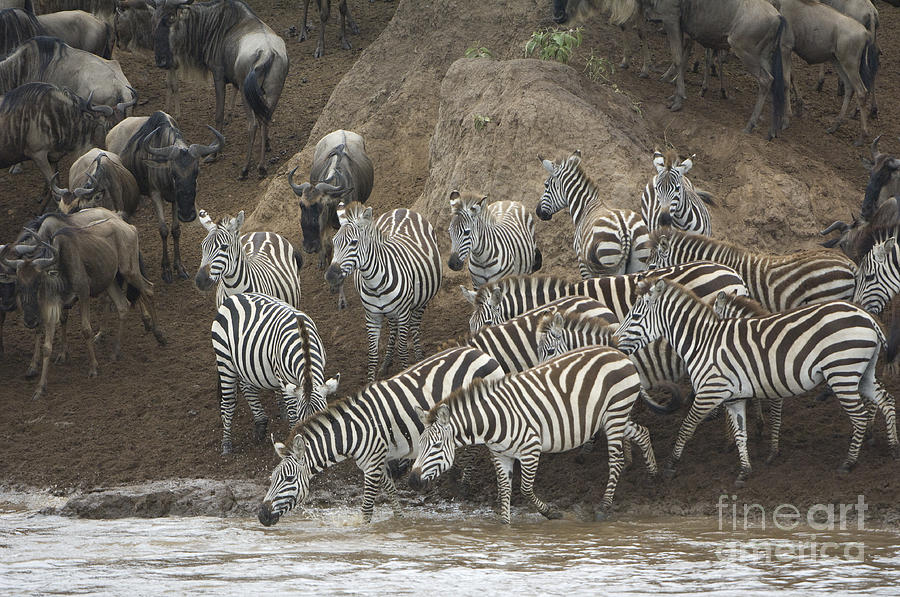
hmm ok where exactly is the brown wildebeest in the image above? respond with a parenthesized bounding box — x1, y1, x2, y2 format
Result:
(774, 0, 878, 146)
(53, 149, 140, 218)
(646, 0, 787, 140)
(2, 208, 165, 400)
(816, 0, 878, 114)
(147, 0, 288, 180)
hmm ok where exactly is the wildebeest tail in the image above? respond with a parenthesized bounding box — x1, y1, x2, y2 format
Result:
(770, 16, 786, 135)
(122, 250, 148, 304)
(102, 21, 114, 59)
(243, 53, 274, 124)
(860, 39, 879, 93)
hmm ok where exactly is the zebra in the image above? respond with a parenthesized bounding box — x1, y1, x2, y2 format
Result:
(614, 278, 899, 486)
(649, 228, 858, 312)
(257, 345, 505, 525)
(537, 150, 650, 278)
(852, 227, 900, 316)
(462, 260, 749, 332)
(407, 346, 659, 523)
(448, 189, 542, 290)
(195, 209, 303, 308)
(211, 292, 337, 455)
(640, 150, 714, 235)
(325, 202, 442, 382)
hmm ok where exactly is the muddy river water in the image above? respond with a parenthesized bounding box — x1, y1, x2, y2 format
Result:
(1, 502, 898, 595)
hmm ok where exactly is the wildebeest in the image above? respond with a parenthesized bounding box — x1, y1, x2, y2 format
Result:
(2, 208, 165, 400)
(817, 0, 878, 112)
(32, 0, 117, 18)
(114, 1, 152, 52)
(0, 82, 113, 204)
(106, 111, 223, 282)
(0, 7, 43, 55)
(646, 0, 787, 140)
(36, 10, 114, 58)
(53, 148, 140, 217)
(298, 0, 358, 58)
(774, 0, 878, 146)
(147, 0, 288, 179)
(0, 246, 16, 355)
(288, 130, 374, 268)
(0, 37, 137, 121)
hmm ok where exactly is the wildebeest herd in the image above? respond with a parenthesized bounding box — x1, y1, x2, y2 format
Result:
(0, 0, 897, 526)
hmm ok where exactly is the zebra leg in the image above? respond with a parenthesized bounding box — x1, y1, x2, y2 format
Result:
(575, 434, 596, 464)
(410, 306, 425, 363)
(623, 438, 633, 469)
(241, 383, 269, 443)
(833, 391, 869, 473)
(393, 312, 413, 372)
(867, 382, 899, 458)
(753, 395, 766, 438)
(455, 446, 479, 486)
(596, 431, 625, 520)
(379, 467, 403, 518)
(766, 396, 783, 465)
(724, 400, 752, 486)
(219, 372, 239, 455)
(667, 392, 724, 477)
(364, 312, 384, 383)
(490, 452, 515, 524)
(361, 466, 386, 523)
(624, 420, 658, 477)
(518, 446, 561, 520)
(379, 318, 397, 378)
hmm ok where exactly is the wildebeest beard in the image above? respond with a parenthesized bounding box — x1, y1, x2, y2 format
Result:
(300, 201, 326, 253)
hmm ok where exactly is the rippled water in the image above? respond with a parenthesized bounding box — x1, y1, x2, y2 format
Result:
(1, 502, 898, 595)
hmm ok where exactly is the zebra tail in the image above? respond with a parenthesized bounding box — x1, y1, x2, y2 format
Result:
(695, 189, 716, 207)
(640, 383, 683, 415)
(770, 16, 787, 135)
(532, 246, 543, 272)
(292, 247, 304, 270)
(860, 39, 879, 93)
(298, 315, 313, 405)
(243, 53, 275, 124)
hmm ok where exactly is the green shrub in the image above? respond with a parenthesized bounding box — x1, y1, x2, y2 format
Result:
(524, 27, 583, 64)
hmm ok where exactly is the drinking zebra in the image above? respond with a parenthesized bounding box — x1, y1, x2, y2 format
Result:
(462, 260, 749, 332)
(408, 346, 658, 523)
(649, 228, 857, 311)
(640, 150, 714, 235)
(537, 151, 650, 278)
(614, 278, 898, 486)
(211, 293, 337, 455)
(257, 346, 504, 525)
(195, 209, 303, 308)
(326, 202, 442, 382)
(448, 190, 542, 289)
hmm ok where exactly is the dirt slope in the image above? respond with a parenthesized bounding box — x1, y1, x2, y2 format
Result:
(0, 0, 899, 523)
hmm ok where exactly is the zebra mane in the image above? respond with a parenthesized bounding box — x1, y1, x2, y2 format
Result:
(719, 293, 770, 317)
(645, 277, 717, 316)
(566, 154, 602, 200)
(534, 309, 616, 338)
(854, 224, 900, 258)
(652, 227, 847, 264)
(428, 376, 504, 424)
(663, 149, 678, 169)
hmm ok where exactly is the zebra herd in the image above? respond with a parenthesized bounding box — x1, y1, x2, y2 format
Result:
(197, 131, 899, 525)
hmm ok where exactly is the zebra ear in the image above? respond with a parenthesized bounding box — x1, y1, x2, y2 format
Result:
(885, 236, 897, 254)
(472, 196, 487, 213)
(653, 151, 665, 172)
(227, 210, 245, 234)
(321, 374, 340, 397)
(336, 202, 348, 226)
(198, 209, 216, 232)
(541, 157, 555, 173)
(361, 207, 374, 223)
(568, 151, 582, 166)
(678, 156, 693, 174)
(650, 279, 666, 297)
(436, 404, 450, 425)
(551, 310, 564, 329)
(449, 190, 461, 212)
(414, 405, 428, 425)
(460, 285, 477, 305)
(273, 441, 289, 459)
(490, 286, 503, 306)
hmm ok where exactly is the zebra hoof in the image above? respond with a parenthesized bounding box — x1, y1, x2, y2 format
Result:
(837, 461, 855, 474)
(734, 477, 746, 488)
(765, 451, 779, 465)
(221, 440, 233, 456)
(543, 509, 563, 520)
(594, 510, 609, 522)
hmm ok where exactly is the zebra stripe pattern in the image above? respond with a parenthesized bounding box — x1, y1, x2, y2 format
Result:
(448, 190, 541, 290)
(408, 346, 658, 523)
(649, 228, 858, 311)
(211, 293, 335, 455)
(852, 227, 899, 316)
(640, 150, 713, 235)
(537, 151, 650, 277)
(326, 202, 442, 382)
(257, 346, 504, 525)
(196, 209, 303, 308)
(614, 278, 899, 485)
(463, 260, 749, 332)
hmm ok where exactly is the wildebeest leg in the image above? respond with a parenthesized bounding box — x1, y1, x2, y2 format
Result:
(206, 70, 226, 164)
(77, 295, 99, 378)
(618, 25, 631, 70)
(150, 192, 172, 283)
(816, 64, 826, 92)
(30, 150, 56, 210)
(299, 0, 312, 41)
(365, 311, 383, 383)
(341, 0, 358, 35)
(338, 0, 353, 49)
(54, 307, 70, 364)
(170, 201, 189, 280)
(729, 41, 768, 135)
(32, 317, 58, 400)
(26, 330, 41, 378)
(239, 112, 258, 181)
(663, 23, 686, 110)
(0, 310, 4, 355)
(830, 56, 869, 146)
(165, 69, 180, 118)
(315, 0, 330, 58)
(716, 50, 728, 100)
(636, 21, 651, 78)
(105, 283, 130, 361)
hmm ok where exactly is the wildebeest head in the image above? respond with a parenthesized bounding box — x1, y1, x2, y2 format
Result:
(2, 243, 62, 330)
(115, 2, 151, 52)
(194, 208, 243, 291)
(142, 124, 223, 223)
(536, 150, 581, 221)
(74, 91, 115, 152)
(288, 166, 352, 254)
(147, 0, 194, 69)
(51, 171, 99, 214)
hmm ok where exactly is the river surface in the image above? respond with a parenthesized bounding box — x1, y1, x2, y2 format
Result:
(1, 501, 898, 596)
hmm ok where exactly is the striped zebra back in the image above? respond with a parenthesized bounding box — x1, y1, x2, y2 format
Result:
(448, 191, 539, 289)
(650, 228, 857, 311)
(197, 209, 302, 309)
(853, 226, 900, 315)
(640, 151, 712, 236)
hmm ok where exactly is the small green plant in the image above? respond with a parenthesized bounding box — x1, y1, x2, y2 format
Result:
(473, 114, 492, 131)
(584, 51, 614, 83)
(465, 44, 493, 59)
(524, 27, 583, 64)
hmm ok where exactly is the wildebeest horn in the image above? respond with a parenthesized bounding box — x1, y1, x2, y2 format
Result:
(315, 181, 344, 195)
(198, 209, 216, 231)
(287, 167, 311, 196)
(49, 172, 68, 197)
(820, 221, 850, 236)
(0, 245, 22, 271)
(142, 127, 179, 162)
(115, 87, 138, 115)
(188, 125, 224, 159)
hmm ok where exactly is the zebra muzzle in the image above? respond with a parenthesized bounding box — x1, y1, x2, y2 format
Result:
(257, 502, 281, 527)
(407, 469, 429, 491)
(448, 254, 464, 271)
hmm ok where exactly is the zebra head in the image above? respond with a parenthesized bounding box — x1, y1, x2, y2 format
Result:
(536, 310, 569, 362)
(408, 404, 456, 491)
(326, 202, 370, 287)
(853, 235, 899, 315)
(652, 151, 693, 227)
(195, 209, 243, 291)
(536, 151, 580, 221)
(258, 436, 313, 527)
(462, 284, 504, 332)
(447, 190, 486, 271)
(647, 233, 672, 269)
(614, 278, 665, 354)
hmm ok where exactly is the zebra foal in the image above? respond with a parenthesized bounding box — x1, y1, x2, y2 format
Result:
(448, 190, 542, 289)
(537, 150, 650, 278)
(258, 346, 504, 525)
(211, 293, 337, 455)
(640, 150, 714, 235)
(195, 209, 303, 308)
(408, 346, 658, 523)
(614, 278, 898, 486)
(326, 202, 442, 382)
